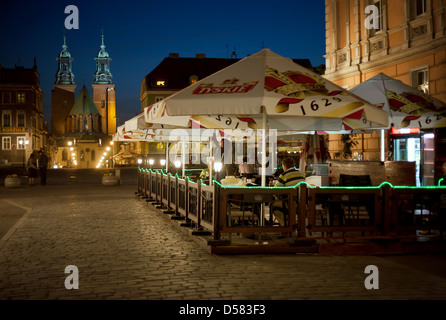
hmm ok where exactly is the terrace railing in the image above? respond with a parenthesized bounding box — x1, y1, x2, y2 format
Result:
(136, 168, 446, 243)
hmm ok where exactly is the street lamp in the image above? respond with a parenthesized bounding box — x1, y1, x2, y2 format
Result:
(18, 139, 29, 168)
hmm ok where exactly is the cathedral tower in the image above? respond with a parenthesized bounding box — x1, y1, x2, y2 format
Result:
(92, 32, 116, 136)
(51, 34, 76, 137)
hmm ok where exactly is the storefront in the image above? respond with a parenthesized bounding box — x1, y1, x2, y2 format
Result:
(390, 127, 436, 186)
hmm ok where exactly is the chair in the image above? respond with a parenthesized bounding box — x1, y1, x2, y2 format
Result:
(227, 194, 258, 226)
(336, 174, 373, 226)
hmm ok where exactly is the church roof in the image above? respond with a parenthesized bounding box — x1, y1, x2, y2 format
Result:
(96, 33, 110, 58)
(70, 85, 100, 115)
(59, 35, 72, 58)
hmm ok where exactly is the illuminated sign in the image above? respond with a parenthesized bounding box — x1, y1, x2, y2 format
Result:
(1, 127, 26, 133)
(391, 127, 420, 135)
(193, 80, 258, 95)
(156, 81, 166, 86)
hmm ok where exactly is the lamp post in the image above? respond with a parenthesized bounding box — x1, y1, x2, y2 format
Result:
(19, 139, 29, 168)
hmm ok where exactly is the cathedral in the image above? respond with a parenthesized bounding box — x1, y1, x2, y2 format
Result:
(51, 33, 116, 169)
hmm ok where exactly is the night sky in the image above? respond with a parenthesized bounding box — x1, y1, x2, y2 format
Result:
(0, 0, 326, 130)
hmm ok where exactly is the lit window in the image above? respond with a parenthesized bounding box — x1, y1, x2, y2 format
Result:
(17, 92, 25, 104)
(17, 137, 27, 150)
(156, 80, 166, 86)
(190, 75, 198, 84)
(411, 67, 429, 94)
(2, 137, 11, 150)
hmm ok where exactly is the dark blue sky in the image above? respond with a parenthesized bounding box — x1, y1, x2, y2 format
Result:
(0, 0, 326, 128)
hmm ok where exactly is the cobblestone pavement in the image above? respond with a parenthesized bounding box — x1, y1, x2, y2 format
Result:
(1, 183, 446, 304)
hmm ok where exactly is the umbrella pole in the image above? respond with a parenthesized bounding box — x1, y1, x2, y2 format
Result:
(182, 139, 186, 178)
(261, 106, 267, 187)
(165, 142, 169, 173)
(380, 129, 385, 161)
(209, 136, 213, 186)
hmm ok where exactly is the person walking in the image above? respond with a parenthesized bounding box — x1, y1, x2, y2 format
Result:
(38, 149, 49, 185)
(27, 152, 38, 186)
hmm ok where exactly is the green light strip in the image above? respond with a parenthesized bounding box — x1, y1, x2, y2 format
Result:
(141, 167, 446, 190)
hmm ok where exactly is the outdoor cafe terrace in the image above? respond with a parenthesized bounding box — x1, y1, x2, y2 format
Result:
(135, 166, 446, 255)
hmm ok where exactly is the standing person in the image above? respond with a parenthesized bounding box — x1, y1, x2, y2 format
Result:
(38, 149, 49, 185)
(213, 137, 232, 182)
(27, 152, 38, 186)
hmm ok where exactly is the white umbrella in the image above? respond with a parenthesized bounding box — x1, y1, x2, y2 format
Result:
(144, 48, 389, 131)
(350, 73, 446, 129)
(143, 49, 389, 185)
(350, 73, 446, 161)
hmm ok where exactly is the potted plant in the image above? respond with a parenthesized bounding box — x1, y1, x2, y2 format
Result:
(4, 174, 21, 188)
(333, 134, 359, 159)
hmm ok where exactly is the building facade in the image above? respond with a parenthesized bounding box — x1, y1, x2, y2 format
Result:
(324, 0, 446, 185)
(0, 59, 46, 166)
(51, 34, 115, 169)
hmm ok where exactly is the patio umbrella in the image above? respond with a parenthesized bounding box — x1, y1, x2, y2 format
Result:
(349, 73, 446, 161)
(143, 48, 389, 185)
(144, 48, 388, 131)
(349, 73, 446, 129)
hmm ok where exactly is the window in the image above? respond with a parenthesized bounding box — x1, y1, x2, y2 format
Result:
(62, 149, 68, 161)
(155, 97, 164, 102)
(369, 0, 382, 37)
(2, 111, 11, 127)
(17, 137, 27, 150)
(2, 92, 11, 104)
(2, 137, 11, 150)
(411, 67, 429, 94)
(17, 112, 25, 127)
(414, 0, 427, 17)
(63, 63, 68, 72)
(91, 150, 95, 161)
(63, 101, 68, 108)
(17, 92, 25, 104)
(189, 75, 198, 84)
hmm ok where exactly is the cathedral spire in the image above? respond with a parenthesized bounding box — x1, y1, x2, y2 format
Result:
(93, 31, 112, 84)
(55, 33, 75, 85)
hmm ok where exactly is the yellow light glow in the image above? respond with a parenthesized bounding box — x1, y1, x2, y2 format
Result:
(156, 80, 165, 86)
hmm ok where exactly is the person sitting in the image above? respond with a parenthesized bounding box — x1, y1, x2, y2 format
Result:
(220, 164, 245, 187)
(274, 157, 305, 187)
(238, 157, 255, 175)
(271, 157, 305, 226)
